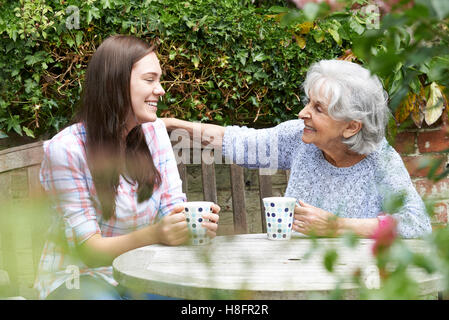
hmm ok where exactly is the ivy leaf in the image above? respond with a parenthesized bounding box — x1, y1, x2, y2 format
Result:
(75, 31, 83, 47)
(0, 130, 8, 139)
(64, 35, 75, 48)
(312, 28, 325, 43)
(22, 126, 35, 138)
(86, 6, 101, 25)
(101, 0, 113, 9)
(349, 17, 365, 35)
(24, 52, 45, 66)
(328, 27, 342, 46)
(253, 52, 267, 62)
(7, 116, 22, 136)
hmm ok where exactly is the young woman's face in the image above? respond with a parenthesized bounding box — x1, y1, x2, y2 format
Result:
(128, 52, 165, 127)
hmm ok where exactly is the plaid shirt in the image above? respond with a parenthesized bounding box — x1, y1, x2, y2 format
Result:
(34, 119, 186, 299)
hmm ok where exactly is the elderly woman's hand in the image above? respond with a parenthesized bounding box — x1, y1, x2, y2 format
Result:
(202, 203, 220, 239)
(293, 200, 340, 237)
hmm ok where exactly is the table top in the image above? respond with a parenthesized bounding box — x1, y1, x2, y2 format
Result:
(113, 233, 443, 299)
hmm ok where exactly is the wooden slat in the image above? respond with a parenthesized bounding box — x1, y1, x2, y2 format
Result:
(27, 165, 44, 198)
(201, 162, 217, 204)
(285, 170, 291, 183)
(177, 163, 188, 195)
(230, 164, 247, 234)
(258, 171, 273, 233)
(0, 141, 45, 173)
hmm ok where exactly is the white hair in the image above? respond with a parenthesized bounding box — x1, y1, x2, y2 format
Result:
(303, 59, 390, 155)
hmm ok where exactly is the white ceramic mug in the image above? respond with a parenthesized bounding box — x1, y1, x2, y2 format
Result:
(182, 201, 213, 245)
(262, 197, 296, 240)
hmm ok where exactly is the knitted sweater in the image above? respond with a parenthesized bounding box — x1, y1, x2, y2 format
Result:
(222, 119, 432, 238)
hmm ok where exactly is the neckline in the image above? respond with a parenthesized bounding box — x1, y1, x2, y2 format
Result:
(313, 144, 370, 174)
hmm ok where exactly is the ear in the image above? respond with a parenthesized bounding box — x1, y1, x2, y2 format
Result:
(343, 120, 362, 138)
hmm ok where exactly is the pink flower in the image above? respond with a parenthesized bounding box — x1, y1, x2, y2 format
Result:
(371, 215, 398, 256)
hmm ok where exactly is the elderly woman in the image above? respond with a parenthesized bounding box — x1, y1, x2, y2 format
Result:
(163, 60, 432, 238)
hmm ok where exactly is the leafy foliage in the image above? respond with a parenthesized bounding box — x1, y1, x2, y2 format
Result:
(352, 0, 449, 129)
(0, 0, 352, 139)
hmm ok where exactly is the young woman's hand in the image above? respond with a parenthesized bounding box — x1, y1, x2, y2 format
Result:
(155, 204, 189, 246)
(202, 204, 220, 239)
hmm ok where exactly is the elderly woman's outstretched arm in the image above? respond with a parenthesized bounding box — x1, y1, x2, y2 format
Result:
(163, 118, 304, 170)
(162, 118, 225, 149)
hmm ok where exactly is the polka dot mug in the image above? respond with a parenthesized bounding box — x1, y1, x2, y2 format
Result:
(182, 201, 214, 245)
(262, 197, 296, 241)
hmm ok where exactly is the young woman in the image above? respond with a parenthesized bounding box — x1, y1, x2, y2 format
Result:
(34, 35, 220, 300)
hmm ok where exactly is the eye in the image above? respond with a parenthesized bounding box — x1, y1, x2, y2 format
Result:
(145, 79, 154, 83)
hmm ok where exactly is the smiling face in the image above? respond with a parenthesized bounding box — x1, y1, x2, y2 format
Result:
(298, 90, 351, 152)
(127, 52, 165, 130)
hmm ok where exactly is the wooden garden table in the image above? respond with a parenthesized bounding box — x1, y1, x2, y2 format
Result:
(112, 233, 443, 299)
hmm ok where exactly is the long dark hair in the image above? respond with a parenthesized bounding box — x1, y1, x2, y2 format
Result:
(76, 35, 161, 221)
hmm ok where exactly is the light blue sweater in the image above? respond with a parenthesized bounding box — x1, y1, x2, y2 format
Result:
(222, 119, 432, 238)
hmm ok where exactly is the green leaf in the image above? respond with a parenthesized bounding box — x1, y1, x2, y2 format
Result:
(0, 130, 8, 139)
(7, 116, 22, 136)
(303, 3, 320, 21)
(412, 253, 437, 274)
(328, 27, 342, 46)
(191, 55, 200, 68)
(349, 17, 365, 35)
(101, 0, 113, 9)
(86, 6, 101, 25)
(324, 249, 338, 272)
(280, 9, 303, 27)
(253, 52, 267, 62)
(382, 191, 406, 214)
(22, 126, 35, 138)
(75, 31, 83, 47)
(312, 29, 325, 43)
(268, 6, 289, 13)
(64, 35, 75, 48)
(24, 54, 40, 66)
(342, 232, 359, 248)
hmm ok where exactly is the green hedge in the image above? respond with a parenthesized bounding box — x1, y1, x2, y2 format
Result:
(0, 0, 353, 139)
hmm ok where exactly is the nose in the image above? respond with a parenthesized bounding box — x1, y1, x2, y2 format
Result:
(298, 104, 310, 119)
(154, 82, 165, 96)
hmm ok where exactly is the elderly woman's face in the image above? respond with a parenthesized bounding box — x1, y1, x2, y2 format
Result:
(298, 91, 351, 151)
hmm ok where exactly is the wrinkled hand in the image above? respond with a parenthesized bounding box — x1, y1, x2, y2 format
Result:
(293, 200, 339, 237)
(156, 204, 189, 246)
(202, 204, 220, 239)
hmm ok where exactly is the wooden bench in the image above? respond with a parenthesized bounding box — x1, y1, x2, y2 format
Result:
(0, 140, 286, 299)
